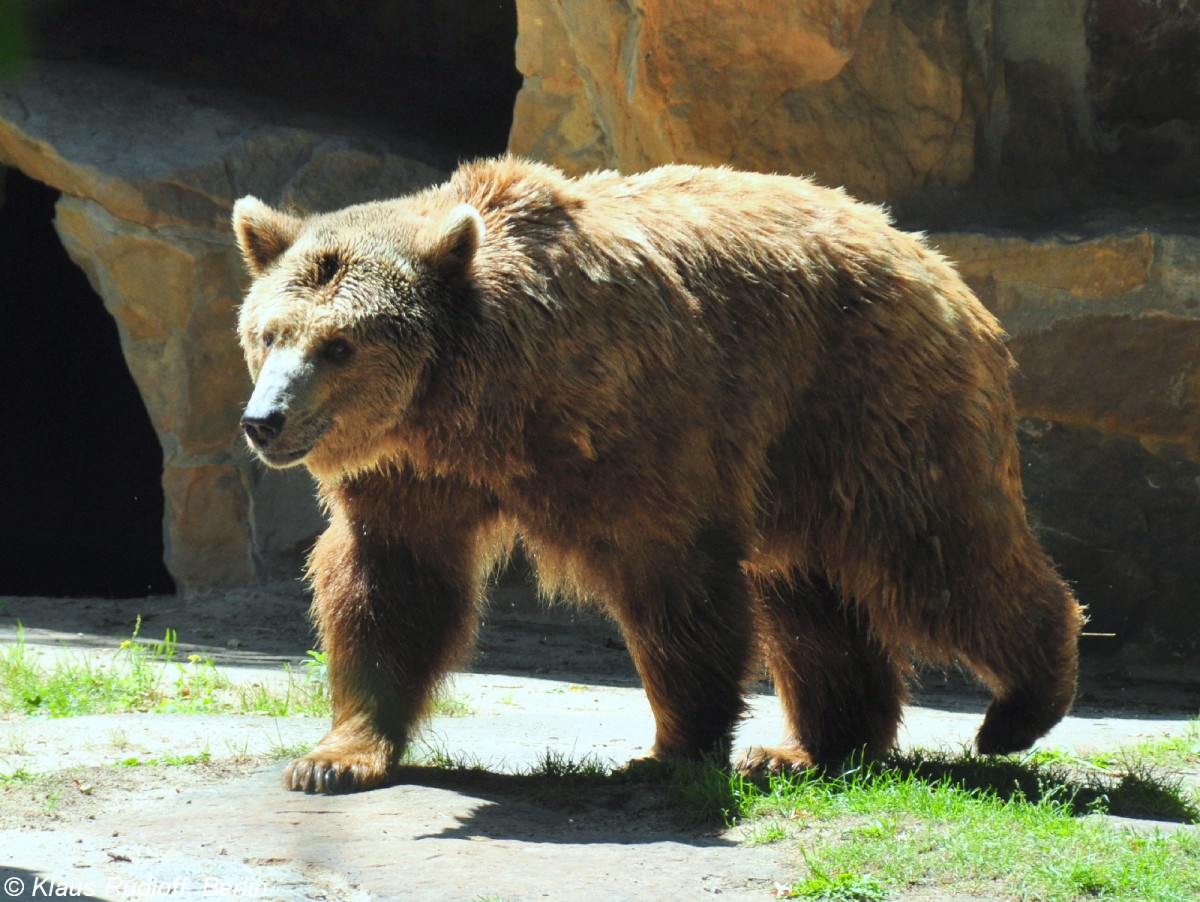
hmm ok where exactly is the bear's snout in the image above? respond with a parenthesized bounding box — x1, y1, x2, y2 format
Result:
(239, 346, 323, 466)
(241, 409, 286, 450)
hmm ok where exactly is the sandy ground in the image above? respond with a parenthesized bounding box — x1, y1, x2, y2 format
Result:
(1, 584, 1198, 901)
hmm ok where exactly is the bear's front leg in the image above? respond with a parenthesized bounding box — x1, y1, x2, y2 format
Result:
(285, 470, 496, 794)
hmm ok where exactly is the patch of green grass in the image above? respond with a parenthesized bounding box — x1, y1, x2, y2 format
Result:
(261, 730, 1195, 902)
(2, 621, 170, 716)
(1089, 719, 1200, 771)
(0, 624, 467, 723)
(736, 752, 1200, 902)
(231, 668, 330, 718)
(0, 620, 331, 718)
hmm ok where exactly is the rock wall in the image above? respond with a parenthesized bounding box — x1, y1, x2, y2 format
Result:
(0, 61, 447, 590)
(1, 0, 1197, 653)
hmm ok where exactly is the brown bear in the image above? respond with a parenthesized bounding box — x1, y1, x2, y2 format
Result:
(233, 156, 1084, 794)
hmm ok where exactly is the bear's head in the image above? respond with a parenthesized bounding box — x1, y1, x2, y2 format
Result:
(233, 195, 485, 480)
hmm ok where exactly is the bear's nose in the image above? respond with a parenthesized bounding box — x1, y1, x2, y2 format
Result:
(241, 410, 286, 449)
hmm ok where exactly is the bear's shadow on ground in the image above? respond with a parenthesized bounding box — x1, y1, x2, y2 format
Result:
(384, 764, 740, 846)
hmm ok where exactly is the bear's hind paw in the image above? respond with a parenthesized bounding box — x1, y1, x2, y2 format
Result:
(734, 744, 816, 775)
(976, 690, 1067, 756)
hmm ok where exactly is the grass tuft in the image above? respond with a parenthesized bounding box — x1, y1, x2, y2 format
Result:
(527, 748, 611, 779)
(736, 750, 1200, 902)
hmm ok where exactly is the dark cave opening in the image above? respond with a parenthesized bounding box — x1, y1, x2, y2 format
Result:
(0, 169, 176, 598)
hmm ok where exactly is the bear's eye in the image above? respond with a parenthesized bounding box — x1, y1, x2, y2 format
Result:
(323, 337, 353, 363)
(314, 252, 342, 287)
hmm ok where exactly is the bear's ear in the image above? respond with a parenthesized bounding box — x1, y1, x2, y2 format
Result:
(419, 203, 485, 279)
(233, 197, 303, 275)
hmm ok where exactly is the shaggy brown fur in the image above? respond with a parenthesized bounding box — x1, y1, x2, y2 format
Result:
(234, 157, 1084, 794)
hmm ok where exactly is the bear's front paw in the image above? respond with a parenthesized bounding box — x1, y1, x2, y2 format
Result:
(734, 744, 816, 775)
(283, 732, 399, 794)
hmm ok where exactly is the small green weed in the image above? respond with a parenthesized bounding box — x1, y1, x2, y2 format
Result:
(776, 867, 887, 901)
(265, 738, 315, 761)
(301, 649, 328, 683)
(0, 766, 38, 785)
(743, 819, 790, 845)
(431, 691, 471, 717)
(114, 750, 212, 768)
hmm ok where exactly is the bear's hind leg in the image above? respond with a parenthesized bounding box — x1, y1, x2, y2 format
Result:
(959, 548, 1084, 755)
(611, 526, 755, 765)
(739, 574, 908, 773)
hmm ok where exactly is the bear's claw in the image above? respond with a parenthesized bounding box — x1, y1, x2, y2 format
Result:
(283, 731, 398, 794)
(284, 754, 392, 794)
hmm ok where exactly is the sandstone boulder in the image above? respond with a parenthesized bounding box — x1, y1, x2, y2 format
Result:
(510, 0, 980, 204)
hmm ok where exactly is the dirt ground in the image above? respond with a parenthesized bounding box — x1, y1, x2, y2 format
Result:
(1, 583, 1198, 902)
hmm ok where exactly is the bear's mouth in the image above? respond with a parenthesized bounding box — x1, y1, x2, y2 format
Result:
(253, 444, 312, 468)
(243, 414, 330, 469)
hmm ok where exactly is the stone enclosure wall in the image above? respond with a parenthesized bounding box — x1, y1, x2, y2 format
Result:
(1, 0, 1197, 655)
